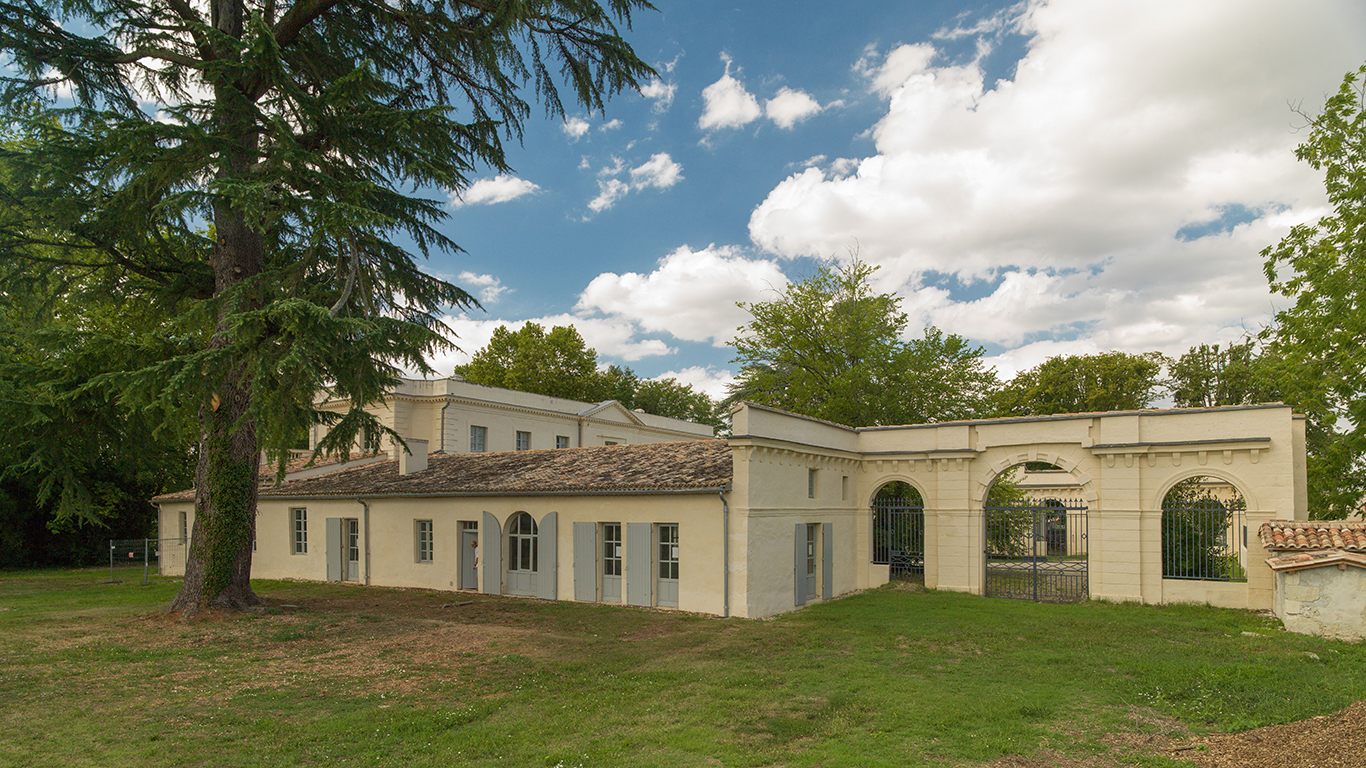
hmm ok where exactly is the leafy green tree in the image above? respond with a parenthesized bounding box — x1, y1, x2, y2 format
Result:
(634, 376, 725, 431)
(1261, 62, 1366, 519)
(994, 352, 1164, 417)
(459, 323, 603, 401)
(1168, 337, 1361, 519)
(1168, 340, 1265, 408)
(457, 323, 725, 429)
(728, 260, 997, 427)
(0, 0, 653, 615)
(0, 259, 196, 565)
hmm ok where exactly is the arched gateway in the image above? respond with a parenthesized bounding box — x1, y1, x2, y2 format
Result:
(728, 401, 1306, 614)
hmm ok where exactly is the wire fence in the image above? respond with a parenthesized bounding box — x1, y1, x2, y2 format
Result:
(106, 538, 184, 584)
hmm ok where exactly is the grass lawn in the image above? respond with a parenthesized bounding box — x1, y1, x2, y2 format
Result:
(1, 569, 1362, 767)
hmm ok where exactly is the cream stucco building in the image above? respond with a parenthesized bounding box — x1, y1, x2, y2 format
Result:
(310, 376, 715, 456)
(157, 401, 1308, 619)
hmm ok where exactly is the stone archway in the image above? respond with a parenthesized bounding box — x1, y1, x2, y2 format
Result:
(981, 458, 1091, 603)
(869, 480, 926, 582)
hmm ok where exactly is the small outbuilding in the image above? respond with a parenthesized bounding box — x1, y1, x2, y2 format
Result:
(1261, 520, 1366, 641)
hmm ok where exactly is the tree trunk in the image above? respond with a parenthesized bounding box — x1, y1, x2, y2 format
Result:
(166, 11, 266, 616)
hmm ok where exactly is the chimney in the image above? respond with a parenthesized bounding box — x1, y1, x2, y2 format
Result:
(398, 438, 429, 475)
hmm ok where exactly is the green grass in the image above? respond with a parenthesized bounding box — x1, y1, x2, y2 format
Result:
(0, 570, 1362, 767)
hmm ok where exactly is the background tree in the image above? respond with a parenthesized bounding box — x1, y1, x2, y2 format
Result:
(457, 322, 725, 431)
(0, 264, 197, 566)
(1261, 62, 1366, 519)
(1167, 340, 1264, 408)
(728, 260, 996, 427)
(0, 0, 654, 615)
(994, 352, 1164, 417)
(459, 324, 602, 401)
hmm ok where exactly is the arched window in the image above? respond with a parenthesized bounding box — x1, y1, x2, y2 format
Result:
(507, 512, 538, 573)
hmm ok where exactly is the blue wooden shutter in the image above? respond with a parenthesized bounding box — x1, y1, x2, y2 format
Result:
(481, 511, 501, 595)
(573, 522, 596, 602)
(536, 512, 558, 600)
(626, 522, 652, 607)
(822, 522, 834, 601)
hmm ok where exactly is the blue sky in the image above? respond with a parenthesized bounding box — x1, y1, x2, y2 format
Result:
(427, 0, 1366, 399)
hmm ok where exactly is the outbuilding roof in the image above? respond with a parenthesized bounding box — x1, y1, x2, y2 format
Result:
(1265, 549, 1366, 573)
(1258, 520, 1366, 552)
(154, 440, 733, 502)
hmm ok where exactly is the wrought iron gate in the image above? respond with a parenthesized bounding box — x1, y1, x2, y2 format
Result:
(871, 500, 925, 582)
(984, 501, 1088, 602)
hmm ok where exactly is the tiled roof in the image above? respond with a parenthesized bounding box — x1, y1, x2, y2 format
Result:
(259, 451, 386, 481)
(1266, 549, 1366, 573)
(1258, 520, 1366, 552)
(155, 440, 732, 502)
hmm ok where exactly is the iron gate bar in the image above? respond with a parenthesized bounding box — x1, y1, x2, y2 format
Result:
(870, 501, 925, 582)
(984, 502, 1088, 604)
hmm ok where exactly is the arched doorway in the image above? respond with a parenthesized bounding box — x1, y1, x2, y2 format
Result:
(870, 481, 925, 583)
(984, 463, 1089, 603)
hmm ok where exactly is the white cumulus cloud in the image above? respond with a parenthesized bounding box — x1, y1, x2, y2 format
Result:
(449, 175, 540, 208)
(585, 154, 684, 213)
(748, 0, 1366, 361)
(699, 56, 762, 130)
(630, 153, 684, 190)
(765, 87, 823, 129)
(562, 117, 591, 139)
(588, 178, 630, 213)
(576, 245, 788, 346)
(640, 78, 677, 112)
(456, 272, 509, 305)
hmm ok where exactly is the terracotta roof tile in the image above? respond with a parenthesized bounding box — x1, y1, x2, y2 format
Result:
(1258, 520, 1366, 552)
(155, 441, 732, 502)
(1265, 549, 1366, 573)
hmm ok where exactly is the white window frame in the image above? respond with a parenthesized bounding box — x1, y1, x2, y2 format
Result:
(470, 425, 487, 453)
(507, 512, 538, 573)
(602, 523, 622, 577)
(416, 519, 433, 563)
(516, 430, 531, 451)
(657, 524, 679, 581)
(555, 435, 570, 449)
(291, 508, 307, 554)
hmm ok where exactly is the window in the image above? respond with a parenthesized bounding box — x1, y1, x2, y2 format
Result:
(292, 508, 307, 554)
(470, 425, 487, 453)
(808, 469, 817, 499)
(416, 520, 433, 563)
(178, 511, 188, 544)
(516, 430, 531, 451)
(602, 523, 622, 577)
(507, 512, 538, 572)
(604, 440, 619, 446)
(841, 475, 849, 501)
(658, 524, 679, 581)
(555, 435, 570, 449)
